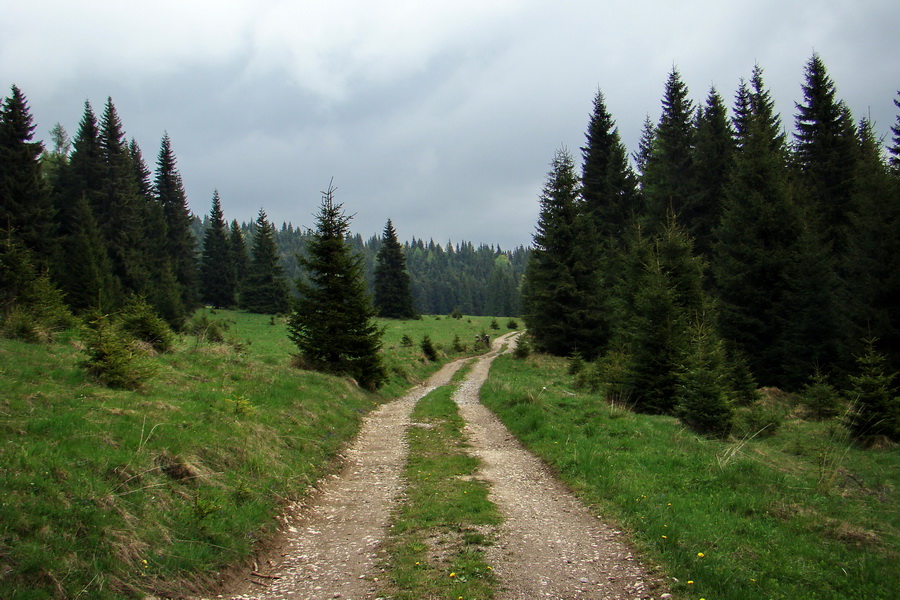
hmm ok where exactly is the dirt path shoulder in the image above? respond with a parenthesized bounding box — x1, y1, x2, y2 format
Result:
(215, 357, 470, 600)
(454, 336, 660, 599)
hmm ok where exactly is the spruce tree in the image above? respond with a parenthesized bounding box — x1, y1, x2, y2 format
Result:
(240, 209, 289, 314)
(522, 148, 598, 357)
(793, 52, 858, 252)
(642, 68, 696, 230)
(714, 66, 800, 386)
(373, 219, 415, 319)
(675, 315, 734, 438)
(890, 91, 900, 172)
(844, 118, 900, 371)
(200, 190, 235, 308)
(580, 89, 640, 241)
(154, 133, 197, 310)
(688, 87, 734, 260)
(55, 194, 118, 313)
(229, 219, 249, 301)
(98, 98, 149, 297)
(0, 85, 55, 265)
(846, 338, 899, 442)
(288, 182, 386, 389)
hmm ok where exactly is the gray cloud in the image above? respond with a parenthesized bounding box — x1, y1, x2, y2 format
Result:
(3, 0, 898, 249)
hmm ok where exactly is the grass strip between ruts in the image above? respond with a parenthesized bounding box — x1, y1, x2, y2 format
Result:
(377, 362, 502, 600)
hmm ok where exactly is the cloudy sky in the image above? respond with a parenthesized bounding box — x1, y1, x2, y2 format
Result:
(2, 0, 898, 249)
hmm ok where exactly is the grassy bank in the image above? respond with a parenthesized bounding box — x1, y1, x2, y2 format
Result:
(480, 353, 899, 600)
(0, 310, 504, 599)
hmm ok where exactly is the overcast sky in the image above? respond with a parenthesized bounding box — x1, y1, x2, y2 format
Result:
(2, 1, 898, 249)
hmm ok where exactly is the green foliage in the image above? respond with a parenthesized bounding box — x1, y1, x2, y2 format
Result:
(80, 312, 152, 390)
(241, 209, 290, 315)
(489, 317, 500, 330)
(420, 334, 438, 361)
(399, 333, 414, 347)
(512, 334, 531, 359)
(118, 295, 175, 352)
(450, 307, 463, 319)
(373, 219, 416, 319)
(845, 338, 900, 442)
(675, 318, 734, 438)
(451, 333, 465, 353)
(199, 190, 236, 308)
(482, 354, 900, 600)
(187, 310, 230, 344)
(288, 183, 386, 390)
(506, 319, 518, 329)
(522, 148, 601, 357)
(800, 367, 844, 421)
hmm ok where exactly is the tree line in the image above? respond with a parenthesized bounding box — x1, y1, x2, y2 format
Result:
(522, 53, 900, 440)
(0, 85, 525, 338)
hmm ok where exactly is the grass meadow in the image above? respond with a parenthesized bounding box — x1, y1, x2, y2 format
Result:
(480, 352, 900, 600)
(0, 310, 507, 599)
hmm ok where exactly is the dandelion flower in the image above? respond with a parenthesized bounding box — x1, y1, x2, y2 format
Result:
(697, 552, 705, 558)
(450, 572, 456, 578)
(661, 535, 667, 539)
(687, 580, 693, 584)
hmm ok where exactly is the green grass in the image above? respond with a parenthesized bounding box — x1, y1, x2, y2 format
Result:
(377, 366, 501, 600)
(0, 309, 500, 599)
(480, 353, 899, 600)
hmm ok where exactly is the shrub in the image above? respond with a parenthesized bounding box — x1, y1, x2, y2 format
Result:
(80, 314, 152, 390)
(489, 318, 500, 330)
(799, 366, 843, 420)
(845, 338, 899, 442)
(512, 334, 531, 359)
(567, 352, 585, 376)
(400, 333, 414, 347)
(189, 312, 230, 343)
(420, 334, 438, 361)
(119, 295, 175, 352)
(506, 319, 519, 329)
(452, 334, 466, 353)
(450, 307, 463, 319)
(675, 320, 734, 438)
(575, 349, 633, 405)
(733, 401, 784, 438)
(0, 306, 42, 343)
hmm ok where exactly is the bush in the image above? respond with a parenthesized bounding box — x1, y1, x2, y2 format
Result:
(489, 318, 500, 330)
(452, 334, 466, 353)
(0, 307, 43, 343)
(567, 352, 585, 376)
(450, 307, 463, 319)
(799, 367, 843, 420)
(845, 338, 899, 442)
(420, 334, 438, 361)
(512, 334, 531, 359)
(119, 296, 175, 352)
(732, 401, 785, 438)
(675, 320, 734, 438)
(400, 334, 414, 347)
(80, 314, 152, 390)
(188, 312, 230, 343)
(575, 349, 633, 405)
(506, 319, 519, 330)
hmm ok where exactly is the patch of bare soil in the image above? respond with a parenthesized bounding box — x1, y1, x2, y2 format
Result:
(200, 332, 662, 600)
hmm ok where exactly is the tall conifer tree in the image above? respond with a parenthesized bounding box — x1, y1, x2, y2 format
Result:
(373, 219, 415, 319)
(154, 133, 197, 310)
(688, 87, 735, 259)
(200, 191, 235, 308)
(98, 98, 148, 296)
(642, 68, 696, 230)
(0, 85, 55, 265)
(714, 66, 800, 386)
(522, 149, 598, 357)
(793, 52, 858, 252)
(229, 219, 249, 301)
(288, 182, 385, 389)
(241, 209, 289, 314)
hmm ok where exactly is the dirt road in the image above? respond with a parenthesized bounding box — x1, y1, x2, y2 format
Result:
(211, 332, 659, 599)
